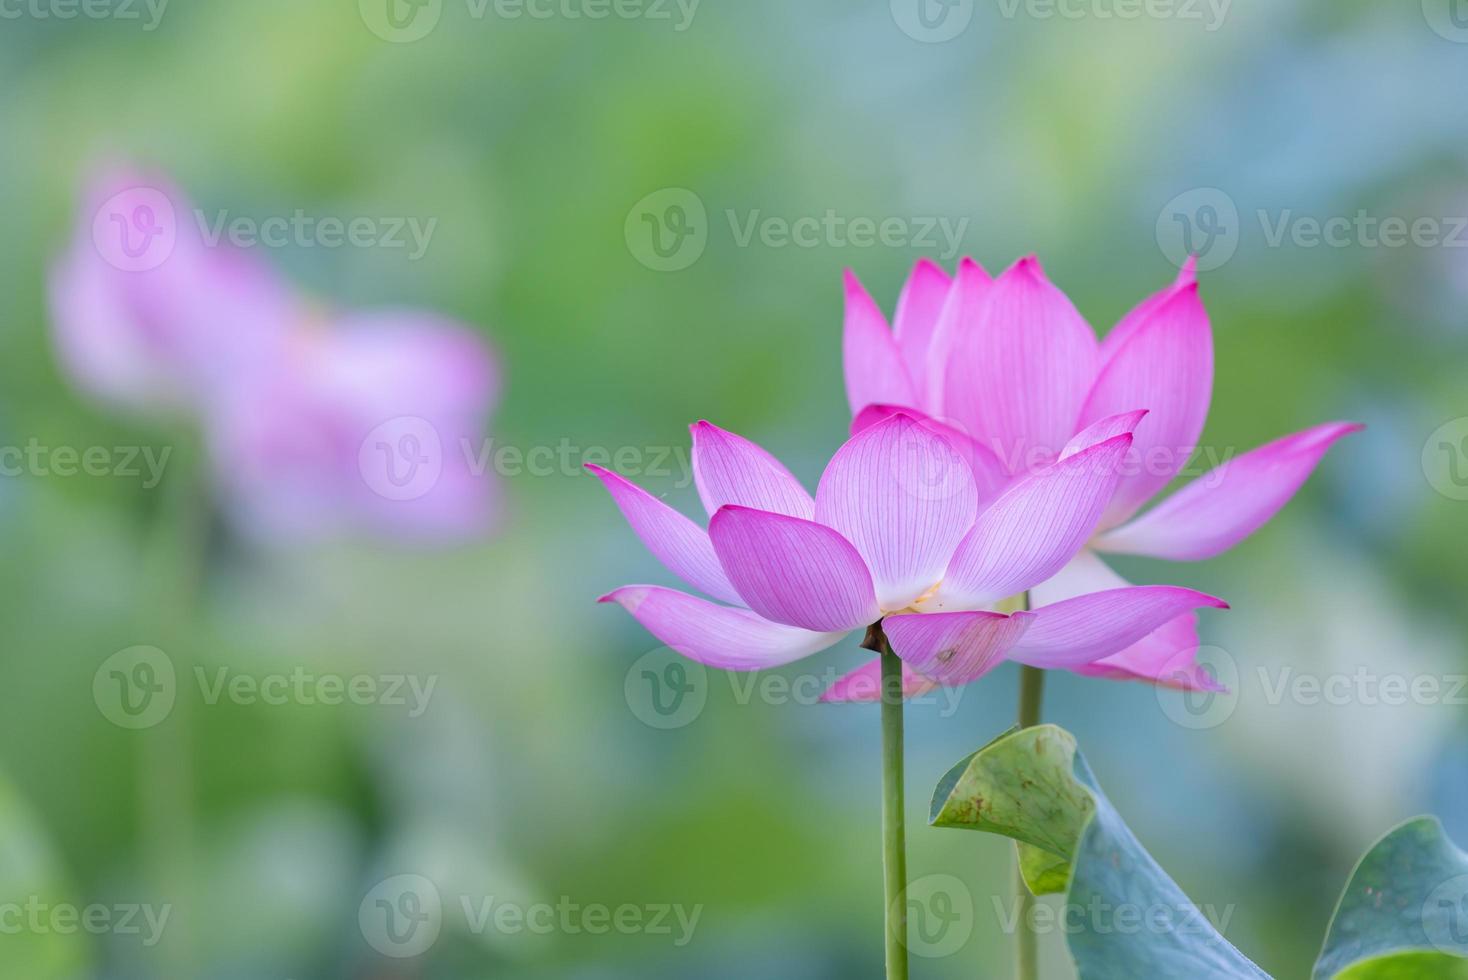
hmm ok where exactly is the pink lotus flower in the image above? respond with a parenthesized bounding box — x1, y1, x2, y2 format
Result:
(841, 255, 1360, 689)
(48, 166, 295, 416)
(48, 166, 500, 541)
(593, 413, 1226, 689)
(207, 311, 500, 540)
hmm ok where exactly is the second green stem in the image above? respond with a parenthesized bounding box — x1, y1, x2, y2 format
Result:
(1014, 662, 1045, 980)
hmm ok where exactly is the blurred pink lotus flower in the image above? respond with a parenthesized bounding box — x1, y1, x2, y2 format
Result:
(48, 166, 295, 415)
(840, 255, 1360, 690)
(48, 165, 500, 540)
(207, 312, 500, 540)
(594, 413, 1226, 689)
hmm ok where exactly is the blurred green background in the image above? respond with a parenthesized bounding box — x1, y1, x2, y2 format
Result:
(2, 0, 1466, 976)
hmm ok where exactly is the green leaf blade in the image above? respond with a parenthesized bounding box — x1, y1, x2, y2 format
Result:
(1314, 817, 1468, 980)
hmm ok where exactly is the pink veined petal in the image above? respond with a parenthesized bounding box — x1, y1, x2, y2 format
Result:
(939, 256, 1101, 468)
(1073, 613, 1227, 693)
(1060, 409, 1149, 460)
(922, 257, 992, 416)
(843, 269, 917, 415)
(932, 434, 1132, 609)
(1008, 586, 1227, 670)
(599, 586, 847, 671)
(1081, 280, 1213, 528)
(815, 412, 979, 611)
(1101, 256, 1199, 359)
(690, 420, 815, 520)
(818, 656, 941, 703)
(586, 464, 742, 605)
(850, 404, 1011, 502)
(1094, 421, 1363, 561)
(708, 505, 880, 632)
(882, 610, 1034, 686)
(1031, 550, 1224, 691)
(892, 258, 952, 397)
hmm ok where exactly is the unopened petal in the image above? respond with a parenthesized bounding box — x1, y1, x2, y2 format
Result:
(1081, 280, 1213, 527)
(843, 269, 916, 415)
(939, 256, 1100, 467)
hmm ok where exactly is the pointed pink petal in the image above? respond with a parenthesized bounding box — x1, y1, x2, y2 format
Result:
(690, 421, 815, 520)
(891, 258, 952, 396)
(708, 506, 880, 632)
(819, 656, 942, 702)
(1060, 409, 1149, 460)
(1081, 281, 1213, 527)
(599, 586, 846, 670)
(939, 256, 1100, 466)
(1095, 421, 1363, 561)
(882, 610, 1033, 686)
(815, 413, 979, 611)
(843, 269, 916, 415)
(1073, 613, 1226, 692)
(1030, 551, 1222, 690)
(933, 435, 1132, 608)
(1010, 587, 1227, 669)
(922, 257, 992, 416)
(586, 464, 741, 605)
(1097, 257, 1200, 360)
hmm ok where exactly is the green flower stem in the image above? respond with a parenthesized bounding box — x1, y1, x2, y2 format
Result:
(140, 439, 208, 978)
(1014, 594, 1042, 980)
(865, 623, 909, 980)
